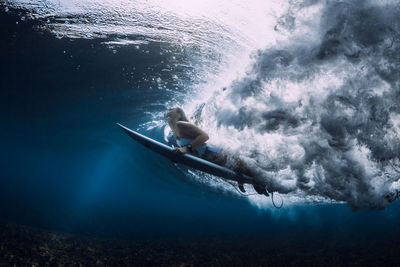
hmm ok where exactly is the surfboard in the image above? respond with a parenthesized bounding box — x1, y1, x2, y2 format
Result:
(117, 123, 254, 184)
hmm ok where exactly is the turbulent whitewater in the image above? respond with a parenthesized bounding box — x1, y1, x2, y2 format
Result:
(7, 0, 400, 209)
(191, 0, 400, 210)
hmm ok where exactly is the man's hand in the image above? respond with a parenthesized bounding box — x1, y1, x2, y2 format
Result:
(173, 146, 189, 154)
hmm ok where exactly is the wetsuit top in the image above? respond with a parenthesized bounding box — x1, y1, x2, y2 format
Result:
(176, 138, 221, 159)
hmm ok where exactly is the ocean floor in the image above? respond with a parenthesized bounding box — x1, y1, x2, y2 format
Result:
(1, 223, 399, 266)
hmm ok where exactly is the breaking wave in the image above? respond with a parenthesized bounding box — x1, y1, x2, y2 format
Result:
(188, 0, 400, 210)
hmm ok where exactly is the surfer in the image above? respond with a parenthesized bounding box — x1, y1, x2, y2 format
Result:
(165, 107, 225, 165)
(165, 107, 269, 196)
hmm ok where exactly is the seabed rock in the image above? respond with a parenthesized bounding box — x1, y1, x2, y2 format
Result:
(0, 223, 399, 266)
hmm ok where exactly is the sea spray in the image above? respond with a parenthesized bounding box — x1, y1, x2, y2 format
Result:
(194, 0, 400, 209)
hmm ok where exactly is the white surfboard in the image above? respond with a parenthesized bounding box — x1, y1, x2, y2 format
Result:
(117, 123, 254, 184)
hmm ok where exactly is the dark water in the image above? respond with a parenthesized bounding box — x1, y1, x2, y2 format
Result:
(1, 3, 400, 248)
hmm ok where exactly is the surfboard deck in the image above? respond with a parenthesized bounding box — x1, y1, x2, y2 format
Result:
(117, 123, 254, 184)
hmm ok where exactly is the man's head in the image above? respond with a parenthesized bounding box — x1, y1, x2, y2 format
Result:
(165, 107, 188, 122)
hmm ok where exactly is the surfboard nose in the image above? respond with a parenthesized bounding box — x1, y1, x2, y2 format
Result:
(116, 123, 130, 134)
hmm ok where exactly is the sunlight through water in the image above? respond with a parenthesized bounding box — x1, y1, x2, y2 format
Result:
(7, 0, 400, 210)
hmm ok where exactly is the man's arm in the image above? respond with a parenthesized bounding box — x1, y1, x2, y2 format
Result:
(175, 122, 209, 153)
(190, 131, 209, 150)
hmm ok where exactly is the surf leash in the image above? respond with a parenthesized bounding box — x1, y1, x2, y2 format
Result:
(271, 192, 283, 209)
(226, 180, 285, 209)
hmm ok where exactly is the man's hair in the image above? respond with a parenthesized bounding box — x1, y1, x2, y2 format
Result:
(166, 107, 189, 122)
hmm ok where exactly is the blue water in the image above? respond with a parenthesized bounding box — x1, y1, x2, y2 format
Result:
(1, 2, 400, 245)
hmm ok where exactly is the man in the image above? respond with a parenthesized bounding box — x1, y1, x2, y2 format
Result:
(165, 107, 269, 196)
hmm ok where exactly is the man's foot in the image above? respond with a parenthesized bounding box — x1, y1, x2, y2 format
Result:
(253, 184, 269, 197)
(238, 182, 246, 193)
